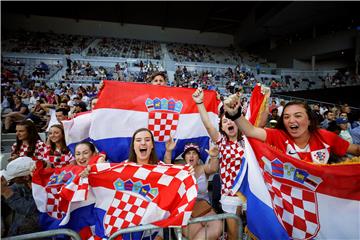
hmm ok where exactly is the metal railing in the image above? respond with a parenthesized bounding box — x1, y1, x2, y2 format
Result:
(2, 229, 81, 240)
(109, 213, 242, 240)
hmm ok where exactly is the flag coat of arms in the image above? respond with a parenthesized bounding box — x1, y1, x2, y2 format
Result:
(63, 81, 220, 162)
(63, 162, 197, 239)
(232, 85, 360, 240)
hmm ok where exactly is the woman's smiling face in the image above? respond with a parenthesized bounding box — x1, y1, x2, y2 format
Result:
(75, 143, 95, 166)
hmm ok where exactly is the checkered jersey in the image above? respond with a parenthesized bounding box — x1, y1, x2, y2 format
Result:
(104, 191, 149, 236)
(44, 148, 75, 168)
(11, 140, 47, 161)
(217, 135, 244, 196)
(148, 111, 179, 142)
(263, 172, 320, 239)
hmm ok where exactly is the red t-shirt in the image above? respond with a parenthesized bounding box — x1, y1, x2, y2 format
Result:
(265, 128, 350, 163)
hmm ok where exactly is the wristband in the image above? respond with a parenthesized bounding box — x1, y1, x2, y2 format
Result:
(225, 107, 242, 121)
(196, 102, 203, 105)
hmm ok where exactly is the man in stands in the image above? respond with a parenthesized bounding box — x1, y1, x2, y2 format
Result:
(321, 110, 335, 129)
(149, 72, 167, 86)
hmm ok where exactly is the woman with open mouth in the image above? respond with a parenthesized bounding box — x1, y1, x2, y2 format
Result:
(127, 128, 161, 165)
(223, 94, 360, 163)
(167, 141, 222, 240)
(192, 88, 245, 240)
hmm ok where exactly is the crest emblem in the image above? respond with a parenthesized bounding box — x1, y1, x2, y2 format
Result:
(146, 98, 183, 142)
(261, 157, 322, 239)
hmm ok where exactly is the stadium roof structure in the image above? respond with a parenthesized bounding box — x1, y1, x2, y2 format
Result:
(3, 1, 360, 48)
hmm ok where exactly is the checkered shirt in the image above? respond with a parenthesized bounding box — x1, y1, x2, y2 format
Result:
(104, 191, 149, 236)
(11, 140, 48, 161)
(263, 172, 320, 239)
(44, 148, 75, 168)
(217, 135, 244, 196)
(148, 111, 179, 142)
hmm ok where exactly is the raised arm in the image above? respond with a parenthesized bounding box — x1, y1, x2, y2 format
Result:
(164, 136, 177, 164)
(347, 143, 360, 156)
(192, 88, 220, 143)
(204, 145, 219, 175)
(224, 93, 267, 142)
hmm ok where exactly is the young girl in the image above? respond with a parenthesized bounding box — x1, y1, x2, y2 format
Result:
(44, 124, 75, 168)
(10, 120, 47, 162)
(166, 141, 222, 240)
(192, 88, 244, 240)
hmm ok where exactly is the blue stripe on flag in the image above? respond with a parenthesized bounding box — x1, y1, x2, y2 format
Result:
(239, 172, 289, 240)
(70, 136, 211, 163)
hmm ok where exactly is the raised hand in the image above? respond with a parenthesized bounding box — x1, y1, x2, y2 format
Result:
(165, 135, 177, 152)
(97, 153, 107, 163)
(192, 87, 204, 104)
(205, 145, 219, 158)
(223, 92, 242, 117)
(79, 165, 91, 178)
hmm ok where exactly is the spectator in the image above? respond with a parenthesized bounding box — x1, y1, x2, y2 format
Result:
(192, 88, 244, 240)
(1, 157, 40, 236)
(277, 99, 286, 116)
(320, 111, 335, 129)
(165, 141, 222, 240)
(2, 96, 29, 133)
(10, 120, 47, 162)
(44, 124, 75, 168)
(337, 118, 353, 144)
(224, 96, 360, 163)
(266, 108, 280, 128)
(149, 72, 167, 86)
(312, 104, 324, 125)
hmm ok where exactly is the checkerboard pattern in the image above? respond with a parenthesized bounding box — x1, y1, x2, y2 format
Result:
(148, 111, 179, 142)
(263, 172, 320, 239)
(217, 136, 244, 196)
(46, 185, 66, 219)
(11, 140, 47, 161)
(104, 191, 149, 236)
(45, 149, 75, 168)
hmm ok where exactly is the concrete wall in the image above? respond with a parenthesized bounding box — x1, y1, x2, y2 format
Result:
(4, 14, 234, 47)
(262, 30, 358, 68)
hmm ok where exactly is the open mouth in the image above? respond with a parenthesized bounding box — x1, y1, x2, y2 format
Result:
(139, 148, 148, 157)
(289, 125, 299, 130)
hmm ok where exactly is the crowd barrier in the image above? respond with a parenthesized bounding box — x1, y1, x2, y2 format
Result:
(2, 213, 242, 240)
(109, 213, 242, 240)
(2, 229, 81, 240)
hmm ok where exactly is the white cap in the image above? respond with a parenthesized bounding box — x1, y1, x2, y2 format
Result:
(0, 157, 35, 181)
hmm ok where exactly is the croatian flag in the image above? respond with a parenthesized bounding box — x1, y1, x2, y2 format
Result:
(64, 81, 220, 162)
(31, 162, 96, 238)
(233, 86, 360, 239)
(64, 162, 197, 239)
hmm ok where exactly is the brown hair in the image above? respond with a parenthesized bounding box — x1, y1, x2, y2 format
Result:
(275, 101, 318, 133)
(75, 141, 96, 155)
(149, 71, 167, 82)
(15, 120, 41, 157)
(49, 124, 69, 155)
(218, 111, 242, 141)
(128, 128, 158, 165)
